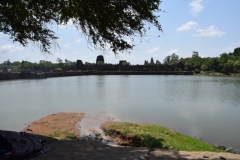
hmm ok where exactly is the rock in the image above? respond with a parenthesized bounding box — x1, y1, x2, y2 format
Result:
(225, 147, 233, 152)
(233, 149, 240, 155)
(214, 144, 226, 150)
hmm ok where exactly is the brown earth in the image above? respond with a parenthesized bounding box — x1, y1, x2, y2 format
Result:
(23, 112, 85, 139)
(21, 113, 240, 160)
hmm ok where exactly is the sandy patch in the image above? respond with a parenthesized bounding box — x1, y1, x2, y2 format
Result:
(76, 111, 120, 145)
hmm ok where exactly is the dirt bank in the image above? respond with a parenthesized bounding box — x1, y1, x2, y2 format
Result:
(23, 112, 240, 160)
(23, 112, 84, 139)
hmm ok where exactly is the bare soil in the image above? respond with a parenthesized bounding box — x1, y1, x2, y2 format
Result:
(23, 112, 84, 139)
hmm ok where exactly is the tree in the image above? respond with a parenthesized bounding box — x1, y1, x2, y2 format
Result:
(233, 47, 240, 56)
(222, 60, 234, 73)
(220, 53, 229, 63)
(21, 60, 34, 71)
(6, 59, 11, 66)
(163, 56, 171, 65)
(84, 62, 90, 66)
(200, 64, 208, 71)
(192, 51, 199, 58)
(156, 61, 161, 70)
(65, 59, 71, 66)
(56, 58, 63, 66)
(0, 0, 162, 54)
(234, 60, 240, 71)
(170, 53, 179, 65)
(163, 53, 179, 65)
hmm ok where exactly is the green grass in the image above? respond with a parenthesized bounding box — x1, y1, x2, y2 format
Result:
(107, 123, 225, 152)
(48, 131, 78, 140)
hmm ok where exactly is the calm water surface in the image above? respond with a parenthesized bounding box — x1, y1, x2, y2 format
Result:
(1, 75, 240, 148)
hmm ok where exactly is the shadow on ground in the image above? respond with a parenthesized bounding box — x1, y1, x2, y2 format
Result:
(1, 131, 240, 160)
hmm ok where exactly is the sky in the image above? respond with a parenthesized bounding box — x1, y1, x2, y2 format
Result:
(0, 0, 240, 65)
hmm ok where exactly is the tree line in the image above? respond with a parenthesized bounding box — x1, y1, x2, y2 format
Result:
(160, 47, 240, 74)
(0, 58, 75, 73)
(1, 47, 240, 73)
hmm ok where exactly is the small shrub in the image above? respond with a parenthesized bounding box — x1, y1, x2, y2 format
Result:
(55, 68, 62, 72)
(193, 69, 200, 74)
(184, 67, 188, 71)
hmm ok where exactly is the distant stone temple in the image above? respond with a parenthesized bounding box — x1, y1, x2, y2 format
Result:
(144, 60, 148, 65)
(150, 57, 154, 65)
(144, 57, 155, 65)
(76, 60, 83, 68)
(96, 55, 104, 64)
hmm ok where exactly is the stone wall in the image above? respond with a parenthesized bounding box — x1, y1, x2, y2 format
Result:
(0, 71, 193, 80)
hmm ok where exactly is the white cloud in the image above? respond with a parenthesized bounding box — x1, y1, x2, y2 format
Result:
(147, 47, 159, 53)
(0, 44, 13, 51)
(177, 21, 198, 31)
(189, 0, 204, 16)
(223, 42, 240, 53)
(0, 44, 23, 53)
(167, 49, 178, 55)
(62, 43, 71, 48)
(58, 19, 73, 28)
(76, 39, 82, 43)
(223, 47, 234, 53)
(194, 25, 225, 37)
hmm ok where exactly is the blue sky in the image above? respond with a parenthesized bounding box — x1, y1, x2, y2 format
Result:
(0, 0, 240, 64)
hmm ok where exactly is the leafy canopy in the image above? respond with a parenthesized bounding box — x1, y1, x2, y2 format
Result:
(0, 0, 162, 54)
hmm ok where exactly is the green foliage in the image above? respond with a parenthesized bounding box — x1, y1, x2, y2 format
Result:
(21, 60, 34, 71)
(185, 57, 208, 71)
(200, 64, 208, 71)
(233, 60, 240, 71)
(193, 69, 200, 74)
(123, 128, 132, 135)
(233, 47, 240, 56)
(108, 123, 224, 152)
(0, 0, 162, 54)
(220, 53, 229, 63)
(39, 60, 55, 67)
(184, 66, 188, 71)
(192, 51, 199, 58)
(55, 68, 62, 72)
(156, 61, 161, 65)
(163, 53, 179, 65)
(56, 58, 63, 66)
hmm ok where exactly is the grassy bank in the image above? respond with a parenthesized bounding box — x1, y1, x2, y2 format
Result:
(102, 122, 225, 152)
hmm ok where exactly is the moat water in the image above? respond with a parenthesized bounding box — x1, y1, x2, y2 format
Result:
(1, 75, 240, 149)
